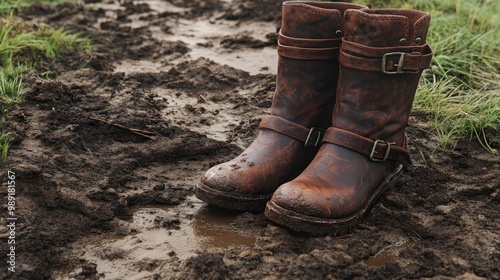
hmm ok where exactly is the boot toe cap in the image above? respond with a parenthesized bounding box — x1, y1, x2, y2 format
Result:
(271, 180, 356, 219)
(201, 162, 249, 194)
(271, 181, 330, 218)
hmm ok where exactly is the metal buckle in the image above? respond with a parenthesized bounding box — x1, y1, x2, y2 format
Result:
(304, 127, 325, 148)
(370, 140, 395, 162)
(381, 52, 418, 74)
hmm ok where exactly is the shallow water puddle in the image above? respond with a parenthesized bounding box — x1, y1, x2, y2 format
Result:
(364, 238, 413, 267)
(128, 199, 255, 253)
(54, 196, 254, 279)
(191, 204, 256, 249)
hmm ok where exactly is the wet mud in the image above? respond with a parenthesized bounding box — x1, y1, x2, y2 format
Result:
(1, 0, 498, 279)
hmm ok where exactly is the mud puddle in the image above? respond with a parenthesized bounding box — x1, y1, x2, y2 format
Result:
(53, 196, 255, 279)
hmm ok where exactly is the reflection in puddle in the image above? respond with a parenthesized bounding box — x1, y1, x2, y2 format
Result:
(193, 206, 255, 249)
(364, 238, 413, 267)
(128, 200, 255, 256)
(55, 197, 255, 279)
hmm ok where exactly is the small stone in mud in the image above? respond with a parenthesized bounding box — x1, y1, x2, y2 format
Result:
(262, 250, 273, 256)
(260, 241, 283, 251)
(435, 204, 454, 214)
(266, 224, 288, 236)
(239, 250, 253, 258)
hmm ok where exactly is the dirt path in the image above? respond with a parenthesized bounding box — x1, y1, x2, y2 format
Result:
(1, 1, 498, 279)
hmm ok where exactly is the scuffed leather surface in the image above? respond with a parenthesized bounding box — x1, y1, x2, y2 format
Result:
(281, 2, 367, 39)
(271, 8, 432, 219)
(200, 2, 365, 197)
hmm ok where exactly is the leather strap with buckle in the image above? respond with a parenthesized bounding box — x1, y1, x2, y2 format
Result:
(338, 39, 433, 74)
(259, 115, 325, 148)
(322, 127, 412, 168)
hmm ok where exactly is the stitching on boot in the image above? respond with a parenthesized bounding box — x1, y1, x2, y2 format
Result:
(413, 15, 430, 43)
(299, 4, 340, 15)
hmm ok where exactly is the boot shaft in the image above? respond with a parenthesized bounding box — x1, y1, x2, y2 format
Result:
(281, 1, 367, 39)
(333, 9, 433, 144)
(343, 9, 431, 47)
(271, 1, 367, 129)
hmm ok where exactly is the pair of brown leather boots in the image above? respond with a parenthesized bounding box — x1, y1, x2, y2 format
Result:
(196, 1, 433, 236)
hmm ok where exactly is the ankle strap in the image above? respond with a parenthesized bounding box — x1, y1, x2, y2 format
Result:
(322, 127, 412, 168)
(259, 115, 326, 148)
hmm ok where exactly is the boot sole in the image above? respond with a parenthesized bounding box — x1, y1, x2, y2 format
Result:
(264, 165, 404, 236)
(196, 182, 273, 212)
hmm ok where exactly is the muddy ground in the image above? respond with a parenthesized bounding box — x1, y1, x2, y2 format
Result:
(0, 0, 498, 279)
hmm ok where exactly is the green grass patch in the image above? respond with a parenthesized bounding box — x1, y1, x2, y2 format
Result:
(356, 0, 500, 153)
(0, 0, 72, 15)
(0, 68, 25, 105)
(414, 78, 499, 152)
(0, 4, 91, 162)
(0, 132, 10, 162)
(0, 14, 91, 113)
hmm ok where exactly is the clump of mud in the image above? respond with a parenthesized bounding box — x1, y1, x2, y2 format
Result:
(1, 0, 498, 279)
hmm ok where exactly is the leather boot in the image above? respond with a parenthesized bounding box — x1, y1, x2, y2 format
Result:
(196, 1, 368, 211)
(265, 8, 433, 235)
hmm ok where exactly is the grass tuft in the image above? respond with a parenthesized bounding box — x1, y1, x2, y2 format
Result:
(0, 0, 72, 15)
(0, 70, 25, 105)
(414, 76, 499, 153)
(356, 0, 500, 153)
(36, 26, 92, 58)
(0, 132, 10, 162)
(0, 2, 91, 162)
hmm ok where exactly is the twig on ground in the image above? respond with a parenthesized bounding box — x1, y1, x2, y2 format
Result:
(88, 116, 158, 140)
